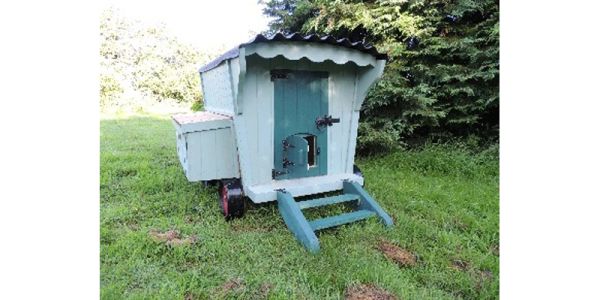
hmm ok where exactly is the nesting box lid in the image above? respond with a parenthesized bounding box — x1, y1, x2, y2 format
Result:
(172, 111, 232, 134)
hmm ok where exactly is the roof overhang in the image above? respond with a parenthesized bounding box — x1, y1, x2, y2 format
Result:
(243, 42, 379, 68)
(199, 33, 387, 73)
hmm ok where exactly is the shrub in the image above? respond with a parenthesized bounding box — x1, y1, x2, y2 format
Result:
(190, 101, 203, 112)
(263, 0, 499, 152)
(100, 8, 210, 113)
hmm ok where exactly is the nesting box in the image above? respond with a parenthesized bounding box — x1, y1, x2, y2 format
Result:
(173, 33, 393, 252)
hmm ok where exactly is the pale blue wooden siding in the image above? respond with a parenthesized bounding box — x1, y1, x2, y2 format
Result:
(200, 62, 235, 115)
(326, 64, 358, 175)
(233, 58, 274, 187)
(232, 56, 364, 188)
(193, 44, 385, 203)
(173, 119, 240, 181)
(229, 58, 240, 101)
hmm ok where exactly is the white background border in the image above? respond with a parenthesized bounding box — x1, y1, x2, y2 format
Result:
(1, 0, 599, 298)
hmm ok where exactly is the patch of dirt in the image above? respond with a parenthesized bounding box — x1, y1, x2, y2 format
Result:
(184, 215, 196, 224)
(345, 284, 398, 300)
(452, 219, 469, 231)
(474, 269, 494, 290)
(184, 292, 195, 300)
(221, 277, 245, 293)
(126, 222, 140, 231)
(490, 244, 499, 256)
(149, 229, 198, 246)
(478, 270, 494, 280)
(115, 168, 138, 177)
(258, 282, 273, 298)
(451, 259, 470, 271)
(377, 241, 417, 267)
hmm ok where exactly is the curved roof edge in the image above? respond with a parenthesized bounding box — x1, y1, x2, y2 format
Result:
(199, 32, 387, 73)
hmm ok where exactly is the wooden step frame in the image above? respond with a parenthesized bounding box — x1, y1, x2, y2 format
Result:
(276, 180, 394, 253)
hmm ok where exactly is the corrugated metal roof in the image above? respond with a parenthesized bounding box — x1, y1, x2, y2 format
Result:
(199, 32, 387, 72)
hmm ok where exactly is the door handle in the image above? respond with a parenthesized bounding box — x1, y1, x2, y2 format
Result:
(315, 115, 340, 129)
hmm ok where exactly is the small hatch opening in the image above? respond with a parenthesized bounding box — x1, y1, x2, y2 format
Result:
(304, 135, 316, 167)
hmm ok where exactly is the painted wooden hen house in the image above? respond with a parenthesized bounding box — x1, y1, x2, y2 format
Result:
(172, 33, 393, 252)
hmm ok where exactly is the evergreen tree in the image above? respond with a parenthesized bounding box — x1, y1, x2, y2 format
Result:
(263, 0, 499, 152)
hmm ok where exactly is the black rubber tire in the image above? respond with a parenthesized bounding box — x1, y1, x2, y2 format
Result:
(353, 164, 365, 186)
(218, 179, 246, 220)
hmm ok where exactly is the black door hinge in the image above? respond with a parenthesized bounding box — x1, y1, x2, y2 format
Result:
(272, 169, 286, 179)
(282, 158, 295, 168)
(270, 70, 289, 81)
(282, 139, 294, 150)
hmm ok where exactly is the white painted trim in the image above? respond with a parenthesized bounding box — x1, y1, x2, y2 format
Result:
(245, 173, 364, 203)
(244, 42, 378, 68)
(353, 60, 386, 110)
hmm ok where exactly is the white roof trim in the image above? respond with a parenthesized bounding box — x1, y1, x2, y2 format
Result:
(243, 42, 379, 68)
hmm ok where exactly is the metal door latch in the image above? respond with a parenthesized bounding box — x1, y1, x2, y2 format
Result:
(316, 115, 340, 129)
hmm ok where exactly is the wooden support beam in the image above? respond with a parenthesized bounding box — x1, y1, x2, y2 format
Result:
(276, 190, 320, 253)
(343, 180, 394, 227)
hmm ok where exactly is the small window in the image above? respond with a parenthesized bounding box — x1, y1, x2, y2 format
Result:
(304, 135, 316, 167)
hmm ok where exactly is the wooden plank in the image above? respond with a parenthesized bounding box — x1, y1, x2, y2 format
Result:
(245, 173, 364, 203)
(255, 63, 274, 183)
(343, 181, 393, 227)
(176, 127, 240, 182)
(240, 67, 258, 186)
(213, 126, 227, 179)
(277, 190, 320, 253)
(346, 110, 360, 173)
(297, 194, 359, 210)
(229, 58, 240, 99)
(273, 71, 285, 177)
(201, 130, 217, 179)
(233, 117, 252, 186)
(224, 127, 241, 178)
(172, 112, 232, 134)
(201, 62, 235, 114)
(318, 73, 329, 177)
(309, 210, 375, 231)
(327, 67, 355, 175)
(185, 132, 202, 181)
(327, 70, 341, 174)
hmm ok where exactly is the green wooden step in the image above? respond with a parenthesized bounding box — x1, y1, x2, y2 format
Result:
(276, 182, 393, 253)
(309, 210, 376, 231)
(297, 194, 360, 210)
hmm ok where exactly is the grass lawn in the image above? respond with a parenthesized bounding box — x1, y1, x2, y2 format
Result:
(100, 115, 499, 299)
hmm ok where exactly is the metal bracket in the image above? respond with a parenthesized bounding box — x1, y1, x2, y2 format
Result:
(282, 139, 294, 150)
(272, 169, 286, 179)
(270, 70, 289, 81)
(283, 158, 295, 168)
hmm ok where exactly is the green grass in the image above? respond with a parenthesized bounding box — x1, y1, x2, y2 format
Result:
(100, 115, 499, 299)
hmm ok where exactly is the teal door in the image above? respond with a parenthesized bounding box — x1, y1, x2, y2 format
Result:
(273, 70, 328, 180)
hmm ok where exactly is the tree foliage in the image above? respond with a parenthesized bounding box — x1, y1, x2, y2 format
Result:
(100, 8, 208, 112)
(263, 0, 499, 153)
